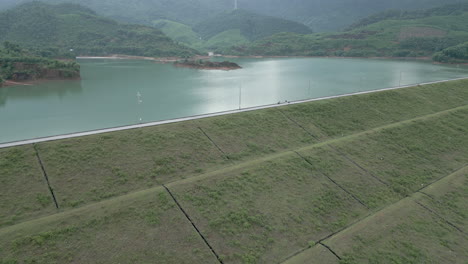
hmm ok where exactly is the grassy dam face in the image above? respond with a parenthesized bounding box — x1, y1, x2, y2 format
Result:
(0, 79, 467, 263)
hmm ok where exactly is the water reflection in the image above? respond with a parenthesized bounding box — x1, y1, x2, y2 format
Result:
(0, 80, 83, 108)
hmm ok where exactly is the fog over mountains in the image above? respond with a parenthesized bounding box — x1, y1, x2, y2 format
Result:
(2, 0, 467, 31)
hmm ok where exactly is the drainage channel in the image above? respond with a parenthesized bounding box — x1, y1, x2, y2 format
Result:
(33, 144, 59, 209)
(163, 184, 224, 264)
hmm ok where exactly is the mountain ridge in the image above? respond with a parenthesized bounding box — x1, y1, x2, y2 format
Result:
(0, 2, 198, 58)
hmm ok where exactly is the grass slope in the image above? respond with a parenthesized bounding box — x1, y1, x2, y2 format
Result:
(324, 168, 468, 264)
(0, 79, 467, 263)
(0, 188, 218, 263)
(0, 2, 197, 58)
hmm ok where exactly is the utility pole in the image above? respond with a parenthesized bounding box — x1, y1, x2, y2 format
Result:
(239, 84, 242, 110)
(234, 0, 238, 10)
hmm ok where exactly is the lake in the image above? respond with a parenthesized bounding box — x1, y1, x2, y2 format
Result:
(0, 57, 467, 144)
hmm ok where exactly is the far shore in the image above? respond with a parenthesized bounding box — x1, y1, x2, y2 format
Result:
(76, 54, 436, 62)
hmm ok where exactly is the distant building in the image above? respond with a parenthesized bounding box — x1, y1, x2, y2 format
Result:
(208, 52, 214, 57)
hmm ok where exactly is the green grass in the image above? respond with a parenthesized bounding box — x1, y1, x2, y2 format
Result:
(169, 154, 368, 263)
(283, 244, 339, 264)
(321, 168, 468, 264)
(332, 107, 468, 196)
(35, 121, 228, 209)
(196, 108, 315, 161)
(0, 145, 56, 228)
(297, 146, 402, 209)
(416, 167, 468, 232)
(281, 80, 468, 140)
(0, 187, 218, 263)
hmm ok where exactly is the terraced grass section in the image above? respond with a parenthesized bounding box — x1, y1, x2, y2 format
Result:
(285, 167, 468, 264)
(283, 244, 339, 264)
(168, 154, 369, 263)
(416, 167, 468, 233)
(297, 146, 402, 209)
(34, 121, 229, 209)
(331, 107, 468, 196)
(0, 188, 218, 264)
(0, 145, 56, 228)
(323, 170, 468, 264)
(281, 80, 468, 140)
(196, 108, 315, 161)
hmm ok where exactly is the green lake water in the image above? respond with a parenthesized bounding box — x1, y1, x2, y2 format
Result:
(0, 57, 467, 143)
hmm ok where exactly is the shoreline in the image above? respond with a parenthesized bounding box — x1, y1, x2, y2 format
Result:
(77, 54, 468, 65)
(1, 77, 81, 87)
(77, 54, 434, 61)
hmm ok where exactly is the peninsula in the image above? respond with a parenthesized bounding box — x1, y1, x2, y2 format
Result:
(174, 60, 242, 70)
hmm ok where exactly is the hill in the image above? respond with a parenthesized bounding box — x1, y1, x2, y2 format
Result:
(194, 9, 312, 42)
(239, 0, 468, 32)
(0, 2, 197, 58)
(153, 19, 203, 46)
(152, 9, 312, 53)
(238, 4, 468, 59)
(347, 2, 468, 30)
(5, 0, 466, 32)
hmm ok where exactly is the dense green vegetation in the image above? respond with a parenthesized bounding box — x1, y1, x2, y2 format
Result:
(0, 42, 79, 84)
(433, 42, 468, 62)
(230, 4, 468, 59)
(347, 3, 468, 30)
(0, 79, 467, 263)
(174, 60, 241, 70)
(0, 2, 197, 58)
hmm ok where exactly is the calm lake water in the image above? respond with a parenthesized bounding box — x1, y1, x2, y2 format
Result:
(1, 57, 467, 143)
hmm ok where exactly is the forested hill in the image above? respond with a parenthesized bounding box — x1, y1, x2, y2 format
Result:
(235, 3, 468, 61)
(194, 9, 312, 41)
(4, 0, 465, 32)
(238, 0, 468, 32)
(347, 3, 468, 30)
(0, 2, 197, 58)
